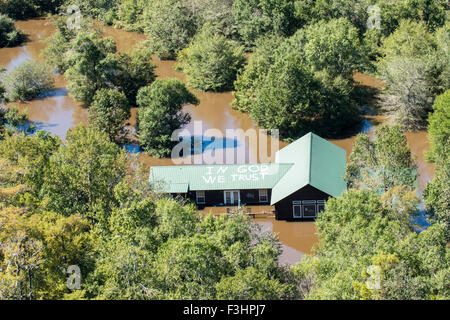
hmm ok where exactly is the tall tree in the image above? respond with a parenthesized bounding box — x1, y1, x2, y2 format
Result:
(177, 27, 245, 91)
(424, 90, 449, 230)
(345, 125, 417, 192)
(137, 79, 198, 157)
(88, 89, 130, 143)
(40, 125, 127, 221)
(232, 0, 297, 48)
(64, 32, 118, 105)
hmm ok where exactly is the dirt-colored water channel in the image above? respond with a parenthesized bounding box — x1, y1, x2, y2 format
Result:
(0, 18, 435, 264)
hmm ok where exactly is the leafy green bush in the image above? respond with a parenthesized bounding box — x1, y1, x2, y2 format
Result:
(88, 89, 130, 143)
(143, 0, 198, 59)
(0, 0, 63, 19)
(1, 60, 54, 102)
(233, 18, 366, 139)
(137, 79, 198, 157)
(0, 13, 23, 47)
(177, 28, 245, 91)
(232, 0, 297, 48)
(377, 20, 449, 130)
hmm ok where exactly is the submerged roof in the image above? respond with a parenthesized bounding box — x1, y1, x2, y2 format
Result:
(270, 133, 347, 205)
(149, 132, 347, 201)
(149, 163, 293, 192)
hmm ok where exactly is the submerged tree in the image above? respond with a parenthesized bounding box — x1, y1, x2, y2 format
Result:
(88, 89, 130, 144)
(137, 79, 198, 157)
(232, 0, 297, 48)
(0, 13, 23, 47)
(40, 125, 127, 221)
(64, 32, 118, 105)
(177, 28, 245, 91)
(293, 189, 449, 300)
(424, 90, 449, 231)
(233, 18, 366, 139)
(345, 125, 417, 192)
(1, 60, 54, 102)
(377, 20, 449, 130)
(143, 0, 198, 59)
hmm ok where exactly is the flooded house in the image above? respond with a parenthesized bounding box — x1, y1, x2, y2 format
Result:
(149, 132, 347, 221)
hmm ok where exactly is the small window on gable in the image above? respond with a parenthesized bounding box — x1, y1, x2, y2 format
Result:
(196, 191, 205, 204)
(259, 189, 268, 202)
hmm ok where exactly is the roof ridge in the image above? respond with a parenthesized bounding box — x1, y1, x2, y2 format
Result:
(308, 133, 313, 184)
(150, 162, 294, 169)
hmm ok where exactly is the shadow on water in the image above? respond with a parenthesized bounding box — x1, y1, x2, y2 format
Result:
(123, 136, 240, 155)
(185, 136, 240, 153)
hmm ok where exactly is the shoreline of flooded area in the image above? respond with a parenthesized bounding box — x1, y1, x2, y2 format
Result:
(0, 18, 436, 264)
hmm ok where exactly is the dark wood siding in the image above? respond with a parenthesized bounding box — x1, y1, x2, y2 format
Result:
(274, 185, 330, 221)
(177, 189, 272, 208)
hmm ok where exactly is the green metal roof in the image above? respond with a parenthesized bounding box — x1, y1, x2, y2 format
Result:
(149, 132, 347, 202)
(270, 133, 347, 205)
(149, 163, 293, 192)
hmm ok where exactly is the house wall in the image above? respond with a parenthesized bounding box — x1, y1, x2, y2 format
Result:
(176, 189, 272, 208)
(274, 185, 330, 221)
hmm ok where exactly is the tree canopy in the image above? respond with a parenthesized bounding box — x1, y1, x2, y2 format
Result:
(137, 79, 199, 157)
(233, 18, 365, 139)
(0, 13, 23, 47)
(345, 125, 417, 192)
(0, 60, 54, 102)
(177, 28, 245, 91)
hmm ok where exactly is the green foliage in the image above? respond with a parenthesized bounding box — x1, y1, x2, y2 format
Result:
(64, 0, 118, 25)
(0, 207, 95, 300)
(41, 16, 91, 73)
(143, 0, 198, 59)
(114, 47, 156, 106)
(377, 20, 449, 130)
(115, 0, 147, 32)
(295, 189, 449, 300)
(177, 28, 245, 91)
(0, 60, 54, 102)
(426, 90, 450, 164)
(216, 266, 290, 300)
(64, 32, 118, 105)
(43, 20, 155, 106)
(424, 90, 450, 230)
(2, 106, 27, 127)
(0, 13, 23, 47)
(0, 0, 63, 19)
(0, 131, 60, 192)
(232, 35, 284, 113)
(300, 18, 370, 79)
(345, 125, 417, 192)
(40, 125, 127, 220)
(137, 79, 199, 157)
(88, 89, 130, 143)
(232, 0, 297, 48)
(234, 19, 365, 139)
(376, 0, 447, 37)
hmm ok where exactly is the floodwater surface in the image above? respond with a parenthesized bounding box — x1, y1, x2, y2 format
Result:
(0, 18, 436, 265)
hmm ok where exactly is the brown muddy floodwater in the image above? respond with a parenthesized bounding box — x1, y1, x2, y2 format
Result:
(0, 18, 435, 265)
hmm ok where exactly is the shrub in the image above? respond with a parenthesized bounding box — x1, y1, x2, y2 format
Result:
(1, 60, 54, 102)
(177, 29, 245, 91)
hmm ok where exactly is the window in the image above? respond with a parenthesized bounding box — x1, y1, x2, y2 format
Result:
(293, 201, 302, 218)
(196, 191, 205, 204)
(317, 200, 325, 214)
(292, 200, 319, 218)
(302, 200, 317, 218)
(224, 190, 240, 205)
(259, 189, 268, 202)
